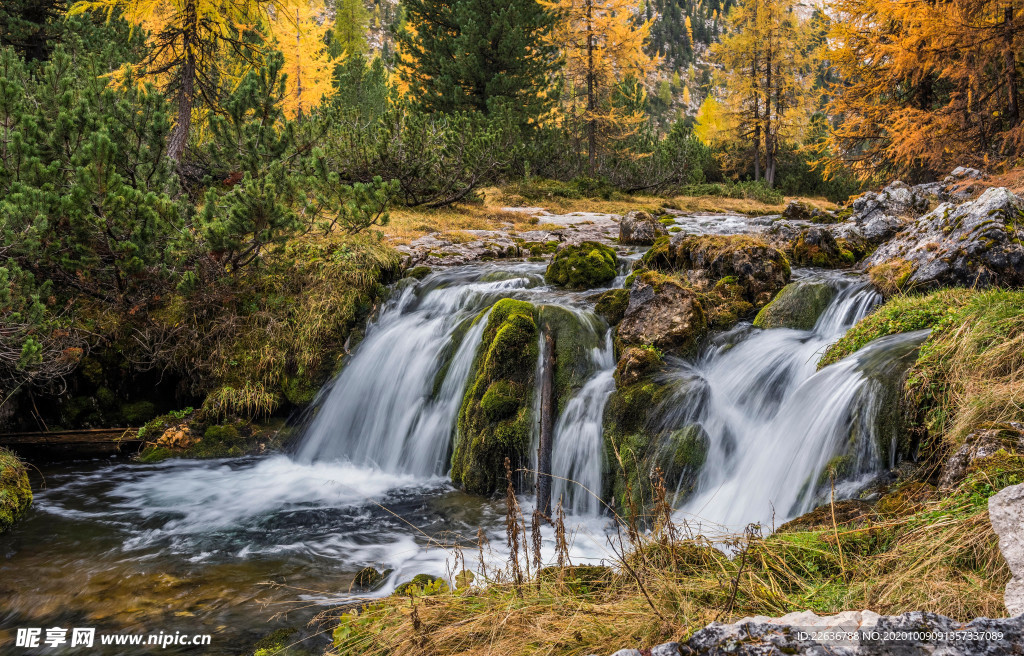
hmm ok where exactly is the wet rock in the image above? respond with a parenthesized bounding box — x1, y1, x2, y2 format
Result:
(545, 241, 618, 289)
(392, 573, 449, 596)
(753, 281, 837, 330)
(989, 483, 1024, 616)
(792, 227, 856, 268)
(617, 272, 707, 353)
(350, 566, 392, 592)
(865, 187, 1024, 291)
(615, 347, 664, 387)
(0, 448, 32, 534)
(593, 288, 630, 325)
(619, 210, 668, 245)
(939, 423, 1024, 490)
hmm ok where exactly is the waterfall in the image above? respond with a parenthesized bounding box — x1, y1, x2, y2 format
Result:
(549, 331, 616, 516)
(664, 278, 925, 531)
(294, 270, 539, 476)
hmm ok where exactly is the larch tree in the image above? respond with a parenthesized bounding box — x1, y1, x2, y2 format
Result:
(825, 0, 1023, 180)
(332, 0, 368, 56)
(396, 0, 558, 127)
(540, 0, 658, 173)
(69, 0, 291, 162)
(271, 0, 336, 119)
(708, 0, 817, 185)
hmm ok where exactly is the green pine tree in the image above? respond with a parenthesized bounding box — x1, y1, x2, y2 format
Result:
(333, 0, 370, 57)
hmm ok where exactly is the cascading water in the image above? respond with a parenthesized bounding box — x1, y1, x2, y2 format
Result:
(660, 274, 926, 531)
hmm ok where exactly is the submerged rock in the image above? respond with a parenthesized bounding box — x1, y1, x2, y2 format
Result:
(452, 299, 538, 496)
(753, 281, 837, 330)
(619, 209, 668, 245)
(989, 483, 1024, 616)
(617, 272, 707, 353)
(865, 187, 1024, 292)
(0, 448, 32, 534)
(545, 241, 619, 289)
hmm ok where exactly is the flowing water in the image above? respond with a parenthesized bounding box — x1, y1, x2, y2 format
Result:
(0, 227, 930, 653)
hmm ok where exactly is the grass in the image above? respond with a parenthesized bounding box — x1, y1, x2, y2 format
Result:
(327, 468, 1013, 656)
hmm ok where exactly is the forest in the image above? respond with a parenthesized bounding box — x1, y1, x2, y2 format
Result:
(1, 0, 1024, 654)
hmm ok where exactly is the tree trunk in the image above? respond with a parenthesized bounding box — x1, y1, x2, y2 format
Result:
(536, 331, 556, 517)
(1005, 5, 1019, 124)
(586, 0, 596, 176)
(765, 52, 775, 187)
(167, 0, 197, 163)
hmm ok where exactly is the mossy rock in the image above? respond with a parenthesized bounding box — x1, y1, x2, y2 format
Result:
(777, 499, 874, 533)
(393, 573, 449, 596)
(537, 565, 615, 594)
(753, 282, 837, 331)
(0, 448, 32, 534)
(249, 628, 313, 656)
(405, 266, 432, 280)
(593, 288, 629, 325)
(875, 481, 936, 516)
(544, 241, 618, 289)
(868, 258, 917, 298)
(539, 305, 605, 411)
(614, 347, 663, 387)
(452, 299, 538, 495)
(658, 424, 709, 491)
(791, 228, 856, 268)
(137, 411, 290, 462)
(350, 566, 393, 591)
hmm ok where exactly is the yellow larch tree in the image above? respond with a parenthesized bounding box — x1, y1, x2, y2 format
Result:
(270, 0, 336, 119)
(540, 0, 659, 173)
(69, 0, 293, 161)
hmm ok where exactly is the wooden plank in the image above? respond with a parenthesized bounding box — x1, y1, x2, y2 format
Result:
(0, 428, 139, 446)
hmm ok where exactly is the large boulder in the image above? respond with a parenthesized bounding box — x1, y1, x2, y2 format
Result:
(753, 281, 837, 330)
(617, 272, 707, 353)
(791, 227, 856, 268)
(642, 234, 791, 308)
(990, 483, 1024, 616)
(452, 299, 538, 495)
(544, 241, 618, 289)
(865, 187, 1024, 292)
(618, 210, 668, 245)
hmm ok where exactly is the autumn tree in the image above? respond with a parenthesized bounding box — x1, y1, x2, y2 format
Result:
(541, 0, 658, 173)
(332, 0, 369, 56)
(825, 0, 1023, 180)
(397, 0, 558, 127)
(271, 0, 336, 119)
(69, 0, 291, 161)
(705, 0, 817, 185)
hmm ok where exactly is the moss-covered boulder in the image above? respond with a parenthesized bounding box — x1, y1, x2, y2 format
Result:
(452, 299, 539, 495)
(753, 282, 837, 330)
(614, 347, 663, 387)
(0, 448, 32, 534)
(619, 210, 669, 245)
(791, 227, 856, 268)
(592, 288, 629, 325)
(539, 305, 605, 412)
(641, 234, 791, 309)
(544, 241, 618, 289)
(656, 424, 709, 492)
(616, 272, 707, 354)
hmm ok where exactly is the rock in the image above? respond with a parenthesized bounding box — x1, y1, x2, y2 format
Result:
(0, 448, 32, 534)
(617, 272, 707, 353)
(939, 423, 1024, 490)
(619, 210, 668, 245)
(350, 566, 391, 591)
(452, 299, 538, 495)
(650, 642, 681, 656)
(989, 483, 1024, 616)
(615, 347, 664, 387)
(392, 573, 449, 596)
(944, 166, 985, 183)
(777, 499, 874, 532)
(593, 288, 630, 325)
(753, 281, 837, 330)
(865, 187, 1024, 292)
(610, 650, 643, 656)
(792, 227, 856, 268)
(545, 241, 618, 289)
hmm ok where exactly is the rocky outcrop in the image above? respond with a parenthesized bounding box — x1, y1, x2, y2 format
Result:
(545, 241, 619, 289)
(791, 227, 856, 268)
(619, 210, 668, 245)
(753, 281, 836, 331)
(594, 611, 1024, 655)
(865, 187, 1024, 292)
(939, 424, 1024, 490)
(617, 272, 707, 353)
(989, 483, 1024, 616)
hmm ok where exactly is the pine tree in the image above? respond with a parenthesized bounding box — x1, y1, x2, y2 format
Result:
(333, 0, 369, 56)
(271, 0, 336, 119)
(396, 0, 558, 127)
(69, 0, 291, 161)
(541, 0, 658, 173)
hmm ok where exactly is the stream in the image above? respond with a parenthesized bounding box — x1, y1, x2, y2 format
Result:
(0, 217, 928, 654)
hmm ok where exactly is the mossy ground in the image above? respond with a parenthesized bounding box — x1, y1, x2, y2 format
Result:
(136, 409, 292, 462)
(0, 448, 32, 534)
(452, 299, 539, 495)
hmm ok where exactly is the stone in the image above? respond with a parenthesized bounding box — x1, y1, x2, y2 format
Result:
(619, 210, 668, 245)
(609, 650, 643, 656)
(791, 227, 855, 268)
(650, 642, 681, 656)
(989, 483, 1024, 616)
(753, 282, 837, 331)
(866, 187, 1024, 291)
(939, 424, 1024, 490)
(617, 273, 707, 353)
(545, 241, 618, 289)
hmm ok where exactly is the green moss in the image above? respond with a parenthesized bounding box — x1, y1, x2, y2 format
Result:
(405, 266, 432, 280)
(120, 400, 157, 425)
(868, 259, 917, 297)
(544, 241, 618, 289)
(136, 412, 290, 462)
(250, 628, 312, 656)
(658, 425, 709, 491)
(593, 288, 629, 325)
(452, 300, 539, 495)
(791, 231, 855, 268)
(753, 282, 836, 330)
(539, 305, 603, 412)
(0, 448, 32, 535)
(393, 574, 450, 596)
